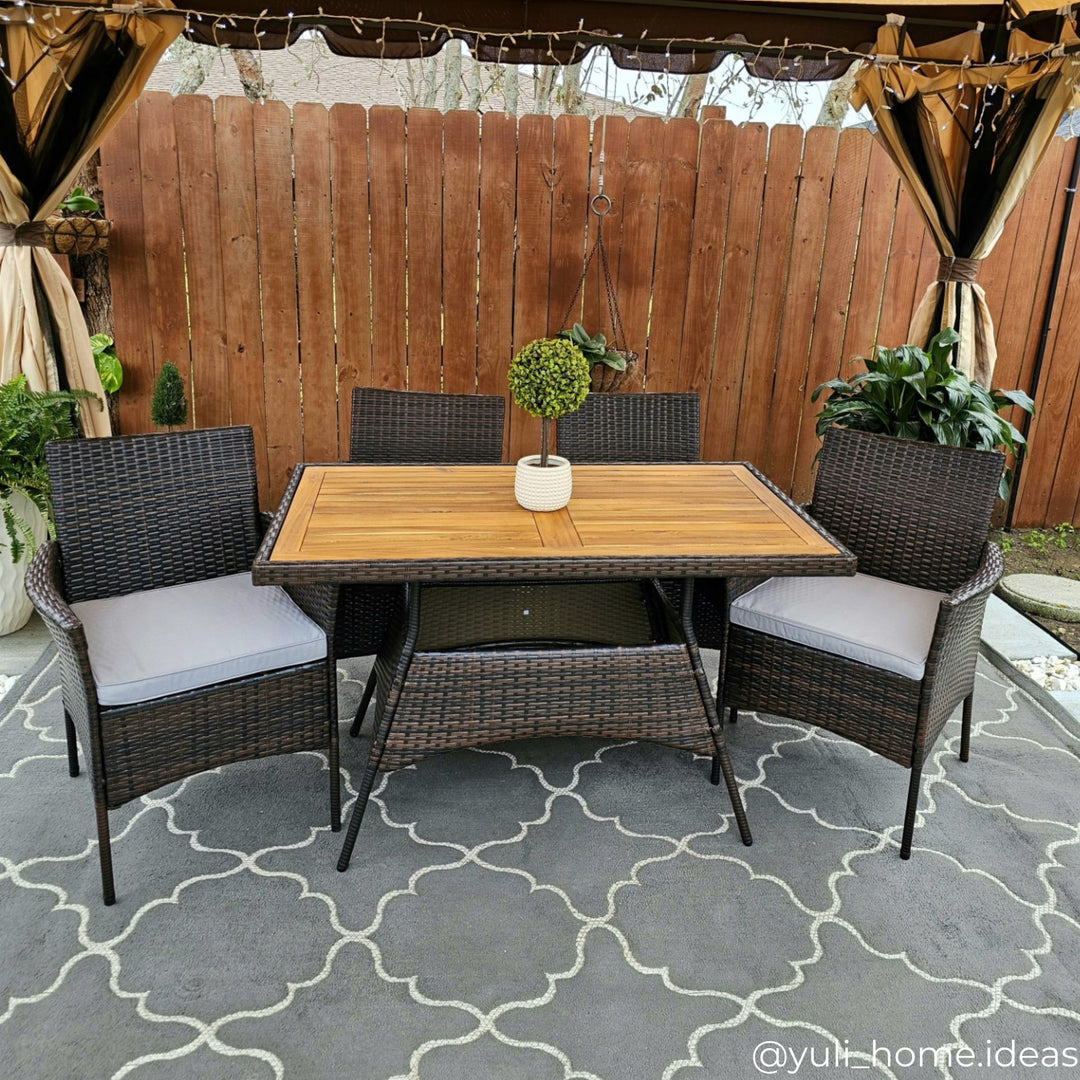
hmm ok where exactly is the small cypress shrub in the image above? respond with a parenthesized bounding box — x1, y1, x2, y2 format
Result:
(150, 362, 187, 430)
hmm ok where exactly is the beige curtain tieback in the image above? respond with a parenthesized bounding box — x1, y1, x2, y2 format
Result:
(0, 221, 47, 248)
(937, 256, 980, 284)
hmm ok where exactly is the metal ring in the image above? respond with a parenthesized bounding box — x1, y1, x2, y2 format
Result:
(591, 194, 612, 216)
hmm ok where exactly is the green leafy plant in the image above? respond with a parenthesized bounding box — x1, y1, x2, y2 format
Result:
(999, 534, 1014, 554)
(812, 328, 1034, 499)
(59, 186, 100, 215)
(1026, 529, 1049, 552)
(150, 362, 187, 429)
(90, 334, 123, 394)
(556, 323, 627, 372)
(508, 337, 590, 466)
(1052, 522, 1075, 550)
(0, 376, 96, 563)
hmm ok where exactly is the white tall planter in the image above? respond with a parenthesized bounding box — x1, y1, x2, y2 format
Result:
(0, 492, 47, 636)
(515, 455, 573, 512)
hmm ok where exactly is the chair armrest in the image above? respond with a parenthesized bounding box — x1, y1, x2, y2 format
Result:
(24, 542, 99, 728)
(920, 542, 1003, 745)
(941, 541, 1004, 610)
(254, 509, 337, 644)
(284, 582, 338, 644)
(25, 541, 81, 635)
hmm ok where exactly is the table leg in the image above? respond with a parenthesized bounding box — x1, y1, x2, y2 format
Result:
(680, 578, 752, 847)
(337, 587, 421, 872)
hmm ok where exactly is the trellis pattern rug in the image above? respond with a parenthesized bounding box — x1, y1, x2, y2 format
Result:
(2, 649, 1079, 1080)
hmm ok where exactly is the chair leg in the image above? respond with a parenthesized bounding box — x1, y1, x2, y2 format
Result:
(328, 669, 341, 832)
(899, 764, 923, 860)
(959, 692, 973, 763)
(728, 706, 738, 725)
(348, 667, 378, 738)
(64, 710, 79, 777)
(94, 798, 116, 906)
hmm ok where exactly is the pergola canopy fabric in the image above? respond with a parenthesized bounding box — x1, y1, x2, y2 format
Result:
(175, 0, 1018, 74)
(0, 1, 179, 435)
(852, 15, 1080, 384)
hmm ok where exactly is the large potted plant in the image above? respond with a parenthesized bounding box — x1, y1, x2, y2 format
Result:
(812, 328, 1033, 498)
(508, 337, 590, 511)
(0, 377, 95, 635)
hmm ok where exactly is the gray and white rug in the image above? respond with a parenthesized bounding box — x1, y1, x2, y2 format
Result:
(2, 649, 1079, 1080)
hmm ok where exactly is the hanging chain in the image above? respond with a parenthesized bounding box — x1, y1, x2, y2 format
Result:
(556, 54, 629, 352)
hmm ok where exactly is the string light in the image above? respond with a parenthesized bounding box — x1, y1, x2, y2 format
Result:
(0, 0, 1076, 75)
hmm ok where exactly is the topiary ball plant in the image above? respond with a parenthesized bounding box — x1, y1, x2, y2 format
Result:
(508, 337, 590, 467)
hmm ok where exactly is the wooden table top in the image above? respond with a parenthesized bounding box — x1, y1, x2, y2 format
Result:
(253, 463, 854, 584)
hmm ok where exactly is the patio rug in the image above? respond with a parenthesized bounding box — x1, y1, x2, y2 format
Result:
(2, 649, 1079, 1080)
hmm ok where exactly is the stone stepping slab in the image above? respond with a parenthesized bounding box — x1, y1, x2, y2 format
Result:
(999, 574, 1080, 624)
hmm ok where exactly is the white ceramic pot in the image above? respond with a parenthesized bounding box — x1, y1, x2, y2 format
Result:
(515, 454, 573, 512)
(0, 491, 47, 637)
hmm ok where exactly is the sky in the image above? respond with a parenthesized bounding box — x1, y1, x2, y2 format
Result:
(581, 50, 861, 128)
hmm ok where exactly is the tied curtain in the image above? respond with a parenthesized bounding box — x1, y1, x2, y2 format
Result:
(851, 14, 1080, 387)
(0, 1, 179, 435)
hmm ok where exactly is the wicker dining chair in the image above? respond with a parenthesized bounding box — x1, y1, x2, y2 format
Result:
(557, 391, 704, 617)
(341, 388, 506, 736)
(26, 427, 340, 904)
(556, 391, 701, 462)
(717, 426, 1005, 859)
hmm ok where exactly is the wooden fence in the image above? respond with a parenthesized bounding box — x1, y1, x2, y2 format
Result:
(99, 92, 1080, 524)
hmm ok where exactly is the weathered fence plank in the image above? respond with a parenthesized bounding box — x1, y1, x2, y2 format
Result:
(330, 103, 373, 459)
(369, 106, 408, 392)
(98, 108, 155, 438)
(442, 111, 481, 395)
(252, 99, 302, 503)
(213, 95, 270, 505)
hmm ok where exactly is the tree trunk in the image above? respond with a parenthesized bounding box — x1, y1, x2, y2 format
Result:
(813, 64, 862, 128)
(232, 49, 270, 102)
(443, 46, 463, 111)
(502, 64, 519, 115)
(420, 55, 440, 108)
(677, 73, 709, 120)
(464, 57, 482, 112)
(70, 152, 120, 432)
(561, 63, 584, 114)
(534, 67, 558, 115)
(169, 39, 216, 96)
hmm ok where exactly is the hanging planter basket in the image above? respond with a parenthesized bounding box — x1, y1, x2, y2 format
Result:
(558, 194, 638, 393)
(43, 215, 112, 256)
(590, 350, 639, 393)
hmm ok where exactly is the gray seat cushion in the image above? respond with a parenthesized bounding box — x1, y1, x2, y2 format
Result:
(72, 573, 326, 706)
(729, 572, 946, 681)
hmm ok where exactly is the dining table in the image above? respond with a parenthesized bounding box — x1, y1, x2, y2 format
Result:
(252, 462, 855, 871)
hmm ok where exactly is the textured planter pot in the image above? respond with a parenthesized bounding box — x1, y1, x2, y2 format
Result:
(0, 492, 47, 636)
(590, 352, 638, 393)
(515, 455, 572, 512)
(44, 215, 111, 255)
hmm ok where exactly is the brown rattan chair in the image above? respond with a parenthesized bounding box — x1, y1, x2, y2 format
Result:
(340, 388, 506, 736)
(556, 391, 700, 462)
(557, 391, 703, 616)
(26, 426, 340, 904)
(716, 426, 1004, 859)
